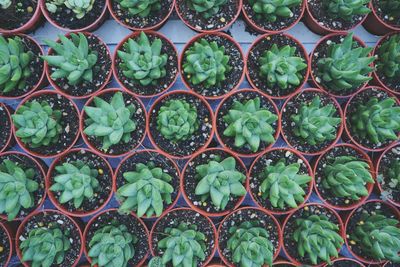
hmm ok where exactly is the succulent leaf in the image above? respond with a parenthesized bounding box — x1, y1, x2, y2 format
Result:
(46, 0, 94, 19)
(322, 0, 370, 21)
(117, 0, 161, 17)
(248, 0, 302, 22)
(376, 33, 400, 79)
(388, 158, 400, 189)
(148, 257, 164, 267)
(187, 0, 228, 19)
(0, 0, 11, 8)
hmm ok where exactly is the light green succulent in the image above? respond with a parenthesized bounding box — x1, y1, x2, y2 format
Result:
(248, 0, 302, 22)
(322, 0, 370, 21)
(380, 0, 400, 21)
(117, 0, 161, 17)
(388, 158, 400, 189)
(376, 33, 400, 79)
(0, 0, 11, 9)
(46, 0, 95, 19)
(187, 0, 228, 19)
(148, 257, 164, 267)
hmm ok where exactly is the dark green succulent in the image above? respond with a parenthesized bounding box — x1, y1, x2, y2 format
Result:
(187, 0, 227, 19)
(248, 0, 302, 22)
(46, 0, 95, 19)
(380, 0, 400, 22)
(388, 158, 400, 189)
(322, 0, 370, 21)
(117, 0, 161, 17)
(376, 33, 400, 79)
(148, 257, 164, 267)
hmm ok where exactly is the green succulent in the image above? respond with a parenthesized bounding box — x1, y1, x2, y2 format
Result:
(117, 162, 174, 217)
(388, 158, 400, 189)
(83, 92, 137, 151)
(0, 35, 33, 93)
(187, 0, 227, 19)
(351, 212, 400, 263)
(194, 156, 246, 210)
(291, 96, 341, 145)
(258, 159, 312, 209)
(148, 257, 164, 267)
(0, 0, 11, 9)
(117, 0, 161, 17)
(183, 38, 231, 88)
(158, 222, 206, 267)
(20, 226, 71, 267)
(12, 100, 63, 148)
(293, 214, 343, 265)
(0, 159, 39, 221)
(46, 0, 95, 19)
(227, 221, 274, 267)
(156, 99, 199, 142)
(322, 0, 370, 21)
(376, 34, 400, 79)
(379, 0, 400, 21)
(316, 33, 374, 92)
(117, 32, 167, 86)
(248, 0, 302, 22)
(88, 224, 137, 267)
(223, 97, 278, 152)
(259, 44, 307, 90)
(349, 97, 400, 144)
(49, 160, 100, 209)
(42, 33, 98, 86)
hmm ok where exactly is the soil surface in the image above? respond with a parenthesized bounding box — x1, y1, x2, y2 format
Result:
(0, 0, 38, 30)
(0, 105, 12, 152)
(378, 144, 400, 204)
(372, 0, 400, 28)
(0, 225, 10, 266)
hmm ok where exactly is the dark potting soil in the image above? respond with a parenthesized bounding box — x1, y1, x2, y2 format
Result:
(346, 87, 398, 150)
(183, 149, 247, 214)
(110, 0, 173, 29)
(176, 0, 239, 31)
(83, 91, 146, 156)
(0, 0, 38, 30)
(274, 264, 295, 267)
(0, 153, 45, 219)
(49, 34, 111, 98)
(377, 144, 400, 204)
(242, 0, 303, 32)
(385, 262, 399, 267)
(250, 149, 311, 213)
(218, 208, 280, 265)
(0, 35, 44, 98)
(372, 0, 400, 27)
(48, 149, 112, 214)
(151, 209, 215, 267)
(85, 210, 148, 266)
(281, 90, 341, 154)
(0, 105, 11, 152)
(283, 204, 342, 265)
(115, 34, 178, 96)
(182, 34, 244, 98)
(216, 90, 278, 155)
(331, 259, 364, 267)
(149, 92, 213, 158)
(0, 225, 10, 266)
(247, 34, 308, 98)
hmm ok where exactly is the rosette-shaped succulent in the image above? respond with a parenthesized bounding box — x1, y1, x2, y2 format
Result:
(42, 33, 98, 86)
(227, 221, 275, 267)
(0, 35, 33, 93)
(248, 0, 302, 22)
(158, 222, 206, 267)
(316, 33, 374, 92)
(12, 100, 63, 148)
(83, 92, 137, 151)
(46, 0, 95, 19)
(156, 99, 199, 142)
(376, 34, 400, 79)
(259, 44, 307, 90)
(388, 158, 400, 189)
(291, 96, 341, 145)
(195, 156, 246, 210)
(117, 32, 167, 86)
(88, 224, 137, 267)
(0, 0, 11, 9)
(117, 0, 161, 17)
(187, 0, 227, 19)
(349, 97, 400, 144)
(0, 160, 38, 221)
(351, 212, 400, 263)
(20, 227, 71, 267)
(322, 0, 370, 21)
(223, 97, 278, 152)
(293, 214, 343, 265)
(117, 162, 174, 217)
(380, 0, 400, 21)
(50, 160, 100, 209)
(183, 39, 231, 88)
(259, 159, 312, 209)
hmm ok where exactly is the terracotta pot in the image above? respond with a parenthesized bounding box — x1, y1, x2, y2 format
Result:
(0, 103, 13, 153)
(0, 2, 43, 33)
(273, 260, 296, 266)
(363, 2, 400, 35)
(323, 257, 366, 267)
(0, 221, 13, 266)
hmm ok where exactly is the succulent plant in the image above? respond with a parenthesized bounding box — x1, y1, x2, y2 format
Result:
(88, 223, 137, 267)
(12, 100, 63, 148)
(148, 257, 164, 267)
(388, 158, 400, 189)
(183, 38, 231, 88)
(351, 212, 400, 263)
(259, 44, 307, 90)
(316, 33, 374, 92)
(349, 97, 400, 144)
(158, 222, 206, 267)
(376, 34, 400, 79)
(0, 159, 38, 221)
(0, 35, 33, 93)
(187, 0, 227, 19)
(42, 33, 98, 86)
(258, 159, 312, 209)
(227, 221, 274, 267)
(156, 99, 199, 142)
(379, 0, 400, 21)
(46, 0, 95, 19)
(248, 0, 302, 22)
(117, 162, 174, 217)
(20, 226, 71, 267)
(50, 160, 100, 209)
(117, 0, 161, 17)
(83, 92, 137, 151)
(223, 97, 278, 152)
(0, 0, 11, 9)
(293, 214, 343, 265)
(194, 156, 246, 210)
(291, 96, 341, 146)
(322, 0, 370, 21)
(117, 32, 167, 86)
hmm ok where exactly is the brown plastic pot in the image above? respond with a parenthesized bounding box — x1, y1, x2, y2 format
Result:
(0, 221, 13, 266)
(113, 31, 178, 98)
(274, 260, 296, 266)
(363, 2, 400, 35)
(0, 103, 13, 153)
(323, 257, 366, 267)
(0, 2, 42, 33)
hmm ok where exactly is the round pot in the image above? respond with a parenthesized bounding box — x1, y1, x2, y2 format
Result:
(248, 147, 313, 215)
(0, 1, 42, 33)
(323, 257, 366, 267)
(274, 260, 297, 266)
(363, 2, 400, 35)
(179, 32, 246, 100)
(113, 31, 178, 98)
(0, 221, 13, 266)
(0, 103, 13, 153)
(181, 147, 248, 217)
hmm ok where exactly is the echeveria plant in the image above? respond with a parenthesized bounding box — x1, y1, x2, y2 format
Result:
(117, 0, 161, 17)
(46, 0, 95, 19)
(187, 0, 227, 19)
(322, 0, 370, 21)
(0, 0, 11, 9)
(376, 34, 400, 79)
(248, 0, 302, 22)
